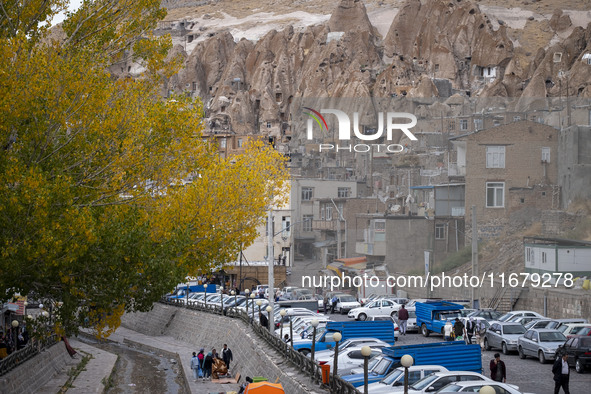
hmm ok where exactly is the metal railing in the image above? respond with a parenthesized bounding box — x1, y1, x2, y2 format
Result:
(0, 334, 59, 376)
(162, 298, 360, 394)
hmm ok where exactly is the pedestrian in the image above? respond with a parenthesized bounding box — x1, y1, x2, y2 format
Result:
(443, 320, 453, 341)
(490, 353, 506, 383)
(465, 317, 475, 344)
(212, 348, 220, 360)
(453, 318, 464, 341)
(202, 350, 214, 381)
(398, 305, 409, 336)
(323, 295, 328, 314)
(190, 352, 200, 382)
(197, 348, 205, 379)
(330, 295, 338, 314)
(222, 344, 233, 370)
(260, 312, 268, 328)
(552, 353, 570, 394)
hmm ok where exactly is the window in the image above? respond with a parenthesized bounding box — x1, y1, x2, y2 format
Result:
(338, 187, 351, 198)
(459, 119, 468, 131)
(435, 224, 445, 240)
(220, 138, 226, 149)
(325, 205, 333, 221)
(474, 118, 483, 130)
(192, 82, 197, 91)
(302, 187, 313, 201)
(486, 182, 504, 208)
(486, 146, 505, 168)
(525, 247, 531, 263)
(513, 115, 521, 121)
(542, 251, 547, 264)
(237, 138, 243, 148)
(302, 215, 313, 231)
(267, 122, 272, 128)
(542, 147, 551, 163)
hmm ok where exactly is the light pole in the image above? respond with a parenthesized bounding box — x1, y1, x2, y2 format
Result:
(361, 346, 372, 394)
(401, 354, 414, 394)
(266, 305, 273, 334)
(250, 293, 255, 324)
(310, 319, 319, 363)
(279, 309, 286, 340)
(256, 300, 263, 326)
(220, 286, 224, 314)
(231, 290, 236, 314)
(332, 332, 342, 387)
(11, 320, 19, 352)
(244, 288, 250, 316)
(289, 313, 294, 347)
(479, 386, 496, 394)
(204, 284, 208, 310)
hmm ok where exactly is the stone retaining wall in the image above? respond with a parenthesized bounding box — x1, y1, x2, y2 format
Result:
(121, 304, 322, 393)
(0, 343, 73, 394)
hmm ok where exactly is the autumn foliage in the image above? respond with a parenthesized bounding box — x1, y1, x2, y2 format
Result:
(0, 1, 287, 336)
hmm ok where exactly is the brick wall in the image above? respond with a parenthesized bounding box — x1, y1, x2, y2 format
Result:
(121, 304, 320, 393)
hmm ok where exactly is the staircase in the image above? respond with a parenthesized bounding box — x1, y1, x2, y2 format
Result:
(488, 286, 523, 313)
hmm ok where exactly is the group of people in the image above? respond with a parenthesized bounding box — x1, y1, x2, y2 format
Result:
(190, 344, 233, 382)
(0, 327, 29, 358)
(442, 317, 485, 347)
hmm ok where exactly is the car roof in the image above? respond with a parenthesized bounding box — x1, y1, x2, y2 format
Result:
(530, 328, 562, 332)
(497, 321, 524, 325)
(433, 371, 484, 377)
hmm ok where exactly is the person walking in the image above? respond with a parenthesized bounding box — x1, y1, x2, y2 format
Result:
(552, 353, 570, 394)
(330, 295, 338, 314)
(222, 344, 233, 370)
(323, 295, 328, 314)
(465, 317, 475, 344)
(490, 353, 506, 383)
(197, 348, 205, 379)
(190, 352, 200, 382)
(397, 305, 409, 336)
(453, 318, 465, 341)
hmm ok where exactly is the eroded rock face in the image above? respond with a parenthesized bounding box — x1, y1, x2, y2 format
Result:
(160, 0, 591, 136)
(549, 9, 572, 32)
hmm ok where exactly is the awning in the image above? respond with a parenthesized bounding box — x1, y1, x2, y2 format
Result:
(313, 240, 337, 248)
(334, 257, 367, 266)
(245, 382, 285, 393)
(327, 262, 344, 277)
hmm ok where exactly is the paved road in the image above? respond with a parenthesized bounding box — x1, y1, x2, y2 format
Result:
(321, 312, 590, 394)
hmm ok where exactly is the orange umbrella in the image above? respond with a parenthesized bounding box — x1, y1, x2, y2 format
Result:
(244, 382, 285, 393)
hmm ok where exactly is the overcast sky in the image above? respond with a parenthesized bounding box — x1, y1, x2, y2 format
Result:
(51, 0, 82, 26)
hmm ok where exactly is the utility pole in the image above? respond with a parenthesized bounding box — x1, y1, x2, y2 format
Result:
(471, 205, 479, 309)
(267, 207, 274, 332)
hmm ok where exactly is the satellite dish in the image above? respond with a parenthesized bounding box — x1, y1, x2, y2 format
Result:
(391, 204, 401, 213)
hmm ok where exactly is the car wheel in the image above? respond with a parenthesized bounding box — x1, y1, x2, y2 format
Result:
(421, 324, 430, 337)
(484, 338, 491, 351)
(539, 350, 547, 364)
(575, 358, 584, 374)
(299, 349, 310, 356)
(502, 342, 508, 355)
(358, 313, 367, 321)
(518, 346, 526, 359)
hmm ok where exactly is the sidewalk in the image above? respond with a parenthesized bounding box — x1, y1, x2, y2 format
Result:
(107, 326, 241, 393)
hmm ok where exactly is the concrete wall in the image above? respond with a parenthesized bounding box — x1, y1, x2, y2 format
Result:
(0, 342, 73, 394)
(384, 217, 432, 273)
(121, 304, 318, 393)
(558, 125, 591, 208)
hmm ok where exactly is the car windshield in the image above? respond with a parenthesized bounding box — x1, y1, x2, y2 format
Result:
(580, 338, 591, 347)
(371, 358, 392, 375)
(408, 311, 417, 318)
(340, 296, 357, 302)
(540, 332, 567, 342)
(577, 327, 591, 335)
(440, 311, 462, 320)
(315, 327, 327, 342)
(498, 313, 514, 322)
(436, 384, 462, 392)
(411, 374, 439, 390)
(366, 300, 378, 308)
(503, 325, 526, 334)
(381, 369, 404, 385)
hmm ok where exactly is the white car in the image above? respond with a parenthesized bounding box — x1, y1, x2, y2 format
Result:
(436, 381, 530, 393)
(496, 310, 545, 322)
(335, 294, 361, 314)
(315, 338, 390, 363)
(401, 371, 493, 393)
(322, 346, 383, 375)
(558, 323, 591, 337)
(348, 299, 402, 320)
(367, 365, 448, 394)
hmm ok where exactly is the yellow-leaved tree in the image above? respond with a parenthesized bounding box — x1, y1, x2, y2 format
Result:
(0, 1, 287, 336)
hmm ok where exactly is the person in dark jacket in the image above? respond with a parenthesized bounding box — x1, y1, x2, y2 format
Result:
(552, 353, 570, 394)
(202, 350, 214, 381)
(222, 344, 233, 369)
(260, 312, 268, 328)
(453, 318, 465, 340)
(397, 305, 409, 336)
(490, 353, 506, 383)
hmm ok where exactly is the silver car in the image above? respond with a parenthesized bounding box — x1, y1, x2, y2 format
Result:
(484, 322, 526, 354)
(517, 328, 567, 363)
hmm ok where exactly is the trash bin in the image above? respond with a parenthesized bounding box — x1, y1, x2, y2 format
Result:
(252, 376, 267, 383)
(321, 364, 331, 384)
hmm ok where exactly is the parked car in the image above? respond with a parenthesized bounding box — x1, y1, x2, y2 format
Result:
(348, 299, 402, 321)
(335, 294, 361, 314)
(381, 296, 410, 305)
(315, 338, 391, 363)
(367, 366, 448, 394)
(518, 328, 567, 363)
(555, 335, 591, 373)
(360, 293, 381, 306)
(467, 309, 503, 321)
(484, 322, 527, 354)
(404, 371, 493, 393)
(497, 310, 545, 322)
(558, 324, 591, 337)
(525, 319, 560, 330)
(436, 381, 527, 393)
(323, 346, 383, 375)
(573, 326, 591, 337)
(281, 286, 298, 300)
(459, 309, 477, 317)
(507, 315, 543, 326)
